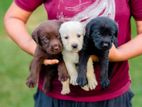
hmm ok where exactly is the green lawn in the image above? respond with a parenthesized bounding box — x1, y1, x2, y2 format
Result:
(0, 1, 142, 107)
(0, 1, 12, 36)
(0, 38, 34, 107)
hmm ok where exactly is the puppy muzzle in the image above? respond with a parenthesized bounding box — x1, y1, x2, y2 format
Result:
(46, 44, 62, 55)
(101, 42, 111, 50)
(72, 43, 78, 49)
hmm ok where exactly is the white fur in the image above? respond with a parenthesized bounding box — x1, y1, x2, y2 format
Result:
(61, 79, 70, 95)
(59, 21, 85, 52)
(59, 21, 97, 94)
(60, 21, 85, 86)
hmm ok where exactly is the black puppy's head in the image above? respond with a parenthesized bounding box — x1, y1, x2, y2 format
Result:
(86, 17, 118, 50)
(32, 20, 63, 55)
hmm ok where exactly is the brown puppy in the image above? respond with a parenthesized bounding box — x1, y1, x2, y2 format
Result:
(26, 20, 69, 93)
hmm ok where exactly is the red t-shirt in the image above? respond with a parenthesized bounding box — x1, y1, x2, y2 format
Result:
(15, 0, 142, 102)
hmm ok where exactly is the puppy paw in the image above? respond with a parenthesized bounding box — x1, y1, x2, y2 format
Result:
(81, 85, 89, 91)
(61, 87, 70, 95)
(77, 75, 88, 87)
(88, 78, 98, 90)
(61, 79, 70, 95)
(26, 76, 37, 88)
(26, 79, 36, 88)
(70, 76, 78, 86)
(101, 79, 110, 89)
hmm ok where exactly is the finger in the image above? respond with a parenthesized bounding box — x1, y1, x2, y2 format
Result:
(43, 59, 59, 65)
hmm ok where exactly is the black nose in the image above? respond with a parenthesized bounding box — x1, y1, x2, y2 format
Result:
(102, 42, 109, 49)
(72, 44, 78, 49)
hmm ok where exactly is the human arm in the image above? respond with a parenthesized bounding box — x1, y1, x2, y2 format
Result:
(4, 2, 58, 64)
(108, 20, 142, 61)
(4, 2, 36, 55)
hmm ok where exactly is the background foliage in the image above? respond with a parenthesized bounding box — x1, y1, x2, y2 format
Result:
(0, 1, 142, 107)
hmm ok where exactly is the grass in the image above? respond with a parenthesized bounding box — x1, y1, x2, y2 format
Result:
(0, 1, 12, 36)
(0, 1, 142, 107)
(0, 38, 34, 107)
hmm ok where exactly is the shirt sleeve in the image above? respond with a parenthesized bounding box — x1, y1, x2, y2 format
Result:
(14, 0, 43, 12)
(130, 0, 142, 20)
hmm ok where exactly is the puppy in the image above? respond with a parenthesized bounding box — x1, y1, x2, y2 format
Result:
(26, 20, 69, 94)
(77, 17, 118, 88)
(59, 21, 98, 91)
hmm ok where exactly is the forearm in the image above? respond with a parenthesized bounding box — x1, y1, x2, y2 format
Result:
(4, 17, 36, 55)
(109, 20, 142, 62)
(109, 34, 142, 62)
(4, 2, 36, 55)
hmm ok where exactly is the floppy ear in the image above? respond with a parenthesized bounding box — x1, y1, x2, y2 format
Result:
(111, 29, 118, 47)
(32, 28, 41, 45)
(114, 22, 119, 37)
(85, 21, 93, 38)
(112, 23, 118, 47)
(112, 36, 118, 47)
(82, 23, 93, 50)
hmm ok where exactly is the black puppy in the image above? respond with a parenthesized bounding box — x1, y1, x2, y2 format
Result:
(26, 20, 69, 93)
(77, 17, 118, 88)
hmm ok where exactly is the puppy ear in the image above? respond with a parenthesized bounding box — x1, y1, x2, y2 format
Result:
(82, 21, 94, 50)
(83, 30, 90, 50)
(85, 22, 93, 38)
(111, 31, 118, 47)
(114, 22, 119, 37)
(32, 28, 41, 45)
(112, 23, 118, 47)
(112, 37, 118, 47)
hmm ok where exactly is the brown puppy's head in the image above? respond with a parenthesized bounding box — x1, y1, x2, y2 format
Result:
(32, 20, 63, 55)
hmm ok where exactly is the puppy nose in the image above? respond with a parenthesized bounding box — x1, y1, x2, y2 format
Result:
(53, 44, 60, 50)
(72, 44, 78, 49)
(102, 42, 109, 48)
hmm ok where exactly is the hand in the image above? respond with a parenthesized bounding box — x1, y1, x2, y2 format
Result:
(43, 59, 59, 65)
(109, 44, 121, 61)
(91, 44, 121, 62)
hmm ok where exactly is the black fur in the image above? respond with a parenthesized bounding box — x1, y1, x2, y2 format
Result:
(77, 17, 118, 88)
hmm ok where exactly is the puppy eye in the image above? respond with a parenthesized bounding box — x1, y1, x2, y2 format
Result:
(43, 38, 49, 42)
(64, 36, 69, 39)
(77, 34, 81, 38)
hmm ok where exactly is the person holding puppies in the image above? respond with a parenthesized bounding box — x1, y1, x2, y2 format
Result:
(4, 0, 142, 107)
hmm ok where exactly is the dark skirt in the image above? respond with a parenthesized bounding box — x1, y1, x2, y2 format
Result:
(34, 89, 134, 107)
